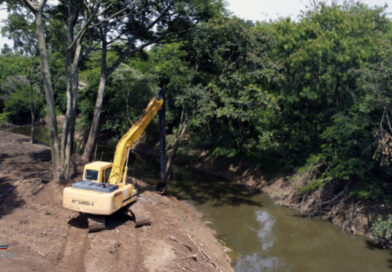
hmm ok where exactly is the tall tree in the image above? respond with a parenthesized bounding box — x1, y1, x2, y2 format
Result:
(4, 0, 111, 179)
(60, 0, 105, 178)
(1, 10, 40, 142)
(82, 0, 224, 161)
(18, 0, 62, 179)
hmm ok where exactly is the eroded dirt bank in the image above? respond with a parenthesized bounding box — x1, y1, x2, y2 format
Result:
(0, 131, 233, 272)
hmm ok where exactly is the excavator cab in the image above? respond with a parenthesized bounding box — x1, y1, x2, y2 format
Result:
(83, 161, 113, 183)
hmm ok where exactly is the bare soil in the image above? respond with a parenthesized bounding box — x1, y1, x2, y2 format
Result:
(0, 131, 233, 272)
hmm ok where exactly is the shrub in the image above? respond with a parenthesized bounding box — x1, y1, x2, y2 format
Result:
(371, 215, 392, 247)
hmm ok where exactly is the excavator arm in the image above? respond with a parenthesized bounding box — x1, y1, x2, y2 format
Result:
(108, 92, 164, 185)
(63, 90, 164, 230)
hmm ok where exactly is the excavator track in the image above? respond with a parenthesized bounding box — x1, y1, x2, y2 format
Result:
(86, 214, 106, 232)
(127, 201, 152, 227)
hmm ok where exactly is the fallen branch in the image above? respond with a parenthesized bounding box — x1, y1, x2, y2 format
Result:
(168, 235, 193, 252)
(178, 254, 198, 261)
(186, 233, 221, 272)
(20, 178, 42, 184)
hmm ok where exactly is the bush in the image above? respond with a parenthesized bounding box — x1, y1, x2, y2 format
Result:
(0, 112, 8, 125)
(371, 215, 392, 247)
(1, 75, 43, 125)
(4, 85, 43, 125)
(5, 92, 31, 124)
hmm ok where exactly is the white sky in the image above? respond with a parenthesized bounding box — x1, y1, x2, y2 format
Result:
(1, 0, 392, 49)
(225, 0, 392, 21)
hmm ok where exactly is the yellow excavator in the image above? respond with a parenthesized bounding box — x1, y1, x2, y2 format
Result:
(63, 90, 164, 231)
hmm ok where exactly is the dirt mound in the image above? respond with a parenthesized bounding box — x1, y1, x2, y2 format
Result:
(0, 131, 232, 272)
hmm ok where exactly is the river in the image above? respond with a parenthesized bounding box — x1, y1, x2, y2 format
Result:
(4, 125, 392, 271)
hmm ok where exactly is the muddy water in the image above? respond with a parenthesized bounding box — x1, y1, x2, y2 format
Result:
(4, 126, 392, 271)
(131, 158, 392, 272)
(197, 194, 392, 272)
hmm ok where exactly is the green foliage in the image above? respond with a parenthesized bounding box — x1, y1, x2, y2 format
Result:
(144, 4, 392, 204)
(298, 179, 326, 194)
(0, 112, 9, 125)
(372, 215, 392, 247)
(349, 183, 384, 200)
(173, 17, 278, 158)
(0, 56, 44, 124)
(79, 59, 157, 144)
(253, 3, 392, 199)
(0, 55, 30, 84)
(1, 11, 37, 55)
(4, 0, 392, 204)
(2, 75, 44, 124)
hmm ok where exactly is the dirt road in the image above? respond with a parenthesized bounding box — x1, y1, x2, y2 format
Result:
(0, 131, 232, 272)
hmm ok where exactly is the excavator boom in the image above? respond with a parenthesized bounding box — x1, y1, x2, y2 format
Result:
(108, 94, 164, 185)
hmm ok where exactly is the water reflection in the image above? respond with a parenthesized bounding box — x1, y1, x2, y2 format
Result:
(197, 191, 392, 272)
(236, 210, 287, 271)
(256, 211, 275, 251)
(236, 254, 285, 272)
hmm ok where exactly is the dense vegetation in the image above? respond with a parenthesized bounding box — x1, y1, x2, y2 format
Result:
(1, 1, 392, 238)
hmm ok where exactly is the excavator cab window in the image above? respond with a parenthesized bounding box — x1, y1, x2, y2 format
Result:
(85, 170, 98, 181)
(103, 167, 111, 183)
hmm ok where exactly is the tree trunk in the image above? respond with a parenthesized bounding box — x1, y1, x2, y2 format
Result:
(82, 36, 107, 162)
(61, 2, 81, 179)
(29, 61, 36, 144)
(165, 122, 187, 181)
(156, 107, 189, 194)
(35, 10, 61, 180)
(62, 41, 81, 178)
(159, 90, 166, 182)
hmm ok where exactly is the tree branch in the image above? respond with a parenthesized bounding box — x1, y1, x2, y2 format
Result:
(68, 6, 96, 49)
(38, 0, 47, 10)
(89, 0, 136, 29)
(106, 31, 169, 76)
(22, 0, 38, 11)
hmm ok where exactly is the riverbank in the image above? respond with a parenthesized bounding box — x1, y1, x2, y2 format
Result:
(82, 135, 390, 246)
(131, 144, 392, 270)
(189, 153, 392, 244)
(0, 131, 233, 272)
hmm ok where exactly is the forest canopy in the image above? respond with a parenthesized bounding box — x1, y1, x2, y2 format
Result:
(1, 1, 392, 201)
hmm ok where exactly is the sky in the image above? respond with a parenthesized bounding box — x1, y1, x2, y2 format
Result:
(225, 0, 392, 21)
(0, 0, 392, 49)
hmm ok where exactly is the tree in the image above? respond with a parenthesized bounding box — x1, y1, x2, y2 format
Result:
(2, 9, 41, 142)
(1, 70, 44, 127)
(148, 17, 275, 192)
(260, 3, 392, 197)
(3, 0, 114, 179)
(82, 0, 225, 161)
(27, 59, 42, 143)
(11, 0, 62, 179)
(60, 0, 108, 178)
(178, 17, 275, 159)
